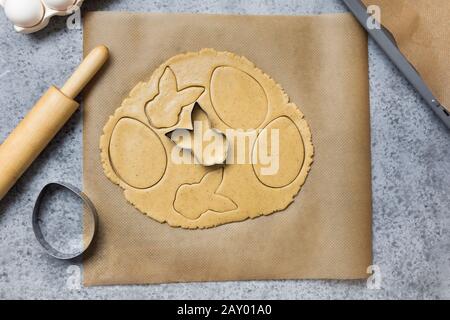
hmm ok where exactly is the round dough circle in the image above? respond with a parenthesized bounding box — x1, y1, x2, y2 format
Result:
(4, 0, 44, 28)
(100, 49, 314, 229)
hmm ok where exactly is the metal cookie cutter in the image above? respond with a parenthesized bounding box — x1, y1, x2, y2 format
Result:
(32, 182, 98, 260)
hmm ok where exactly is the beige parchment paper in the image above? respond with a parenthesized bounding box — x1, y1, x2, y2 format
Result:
(363, 0, 450, 110)
(83, 12, 372, 286)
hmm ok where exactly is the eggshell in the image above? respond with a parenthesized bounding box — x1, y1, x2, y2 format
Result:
(42, 0, 76, 11)
(4, 0, 44, 28)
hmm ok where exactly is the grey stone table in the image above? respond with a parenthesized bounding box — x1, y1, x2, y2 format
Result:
(1, 0, 449, 300)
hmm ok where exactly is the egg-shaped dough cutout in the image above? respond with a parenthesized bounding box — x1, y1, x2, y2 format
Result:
(253, 116, 305, 188)
(4, 0, 44, 28)
(42, 0, 76, 11)
(210, 66, 268, 129)
(109, 118, 167, 189)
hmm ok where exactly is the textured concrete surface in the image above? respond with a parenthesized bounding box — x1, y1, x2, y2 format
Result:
(0, 0, 449, 300)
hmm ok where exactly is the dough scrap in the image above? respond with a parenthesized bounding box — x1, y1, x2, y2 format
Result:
(100, 49, 314, 229)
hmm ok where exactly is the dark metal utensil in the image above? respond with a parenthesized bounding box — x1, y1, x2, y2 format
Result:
(343, 0, 450, 129)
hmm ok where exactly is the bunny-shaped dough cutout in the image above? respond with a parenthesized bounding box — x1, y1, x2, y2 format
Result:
(145, 67, 205, 129)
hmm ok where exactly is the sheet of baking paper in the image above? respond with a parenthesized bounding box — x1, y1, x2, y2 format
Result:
(363, 0, 450, 110)
(83, 12, 372, 286)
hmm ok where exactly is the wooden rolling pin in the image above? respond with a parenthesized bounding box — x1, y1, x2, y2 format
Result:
(0, 45, 109, 200)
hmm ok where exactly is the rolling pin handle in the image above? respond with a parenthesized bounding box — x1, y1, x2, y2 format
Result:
(0, 45, 109, 201)
(61, 45, 109, 99)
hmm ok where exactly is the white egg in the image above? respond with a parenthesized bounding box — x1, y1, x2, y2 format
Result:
(4, 0, 45, 28)
(42, 0, 76, 11)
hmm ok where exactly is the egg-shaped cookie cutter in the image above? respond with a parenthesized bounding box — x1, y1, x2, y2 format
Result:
(0, 0, 84, 34)
(32, 182, 98, 260)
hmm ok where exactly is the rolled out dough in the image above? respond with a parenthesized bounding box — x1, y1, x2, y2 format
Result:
(100, 49, 314, 229)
